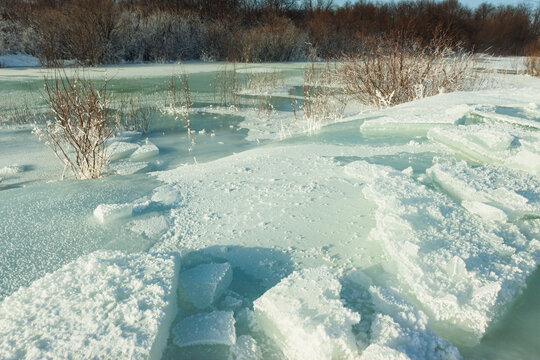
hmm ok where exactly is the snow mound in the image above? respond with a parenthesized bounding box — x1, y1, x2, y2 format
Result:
(93, 203, 133, 223)
(178, 263, 233, 310)
(0, 251, 180, 360)
(172, 311, 236, 347)
(106, 141, 140, 161)
(344, 161, 540, 345)
(360, 105, 472, 136)
(427, 158, 540, 220)
(253, 267, 361, 360)
(130, 141, 159, 161)
(428, 123, 540, 175)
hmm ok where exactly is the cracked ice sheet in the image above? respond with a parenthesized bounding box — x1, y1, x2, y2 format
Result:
(148, 143, 440, 285)
(0, 251, 180, 360)
(344, 160, 540, 346)
(427, 158, 540, 221)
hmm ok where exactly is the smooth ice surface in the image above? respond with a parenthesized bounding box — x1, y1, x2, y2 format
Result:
(345, 160, 540, 345)
(253, 267, 361, 360)
(178, 263, 233, 309)
(0, 251, 180, 360)
(427, 158, 540, 220)
(172, 311, 236, 347)
(93, 203, 133, 224)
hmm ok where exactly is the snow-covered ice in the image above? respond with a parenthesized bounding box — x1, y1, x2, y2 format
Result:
(106, 141, 140, 161)
(178, 262, 233, 310)
(130, 140, 160, 161)
(0, 251, 179, 360)
(345, 160, 540, 344)
(253, 267, 361, 360)
(108, 161, 150, 175)
(172, 310, 236, 347)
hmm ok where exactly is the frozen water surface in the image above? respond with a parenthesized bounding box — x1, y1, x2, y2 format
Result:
(0, 62, 539, 359)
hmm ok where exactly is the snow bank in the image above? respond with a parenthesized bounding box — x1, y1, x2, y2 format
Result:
(253, 267, 361, 360)
(360, 105, 472, 136)
(0, 251, 180, 360)
(427, 123, 540, 175)
(344, 161, 540, 345)
(427, 158, 540, 221)
(0, 54, 40, 68)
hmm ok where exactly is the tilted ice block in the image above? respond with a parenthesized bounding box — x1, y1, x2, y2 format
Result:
(427, 123, 540, 174)
(178, 263, 233, 309)
(0, 251, 180, 360)
(470, 110, 540, 130)
(360, 105, 471, 136)
(344, 161, 540, 345)
(93, 203, 133, 223)
(130, 141, 159, 161)
(427, 158, 540, 220)
(106, 141, 140, 161)
(253, 267, 361, 360)
(172, 311, 236, 347)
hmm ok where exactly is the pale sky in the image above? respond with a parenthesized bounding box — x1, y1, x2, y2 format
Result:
(335, 0, 539, 9)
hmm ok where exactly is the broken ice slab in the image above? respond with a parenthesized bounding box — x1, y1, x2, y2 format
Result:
(0, 251, 180, 360)
(427, 158, 540, 221)
(151, 184, 183, 207)
(253, 267, 361, 360)
(470, 110, 540, 130)
(130, 141, 159, 161)
(344, 161, 540, 345)
(108, 161, 150, 175)
(106, 141, 140, 161)
(427, 123, 540, 175)
(360, 105, 472, 136)
(172, 311, 236, 348)
(178, 263, 233, 310)
(93, 203, 133, 224)
(130, 216, 170, 238)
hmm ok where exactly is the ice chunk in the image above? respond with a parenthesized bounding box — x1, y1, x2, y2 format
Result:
(344, 161, 539, 345)
(229, 335, 263, 360)
(0, 251, 180, 360)
(470, 110, 540, 130)
(179, 263, 233, 309)
(108, 161, 150, 175)
(428, 123, 540, 174)
(151, 184, 183, 206)
(253, 267, 361, 360)
(106, 141, 140, 161)
(131, 216, 170, 237)
(427, 158, 540, 220)
(93, 203, 133, 223)
(130, 141, 159, 161)
(172, 311, 236, 347)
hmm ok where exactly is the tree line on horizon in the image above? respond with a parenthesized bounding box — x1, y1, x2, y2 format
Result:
(0, 0, 538, 65)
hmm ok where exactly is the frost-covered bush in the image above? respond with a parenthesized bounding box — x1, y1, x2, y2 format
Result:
(0, 18, 39, 56)
(36, 71, 116, 179)
(339, 33, 479, 108)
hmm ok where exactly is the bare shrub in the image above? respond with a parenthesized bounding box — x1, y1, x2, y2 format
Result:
(36, 70, 116, 179)
(116, 92, 152, 134)
(299, 61, 346, 132)
(213, 63, 239, 108)
(339, 32, 479, 108)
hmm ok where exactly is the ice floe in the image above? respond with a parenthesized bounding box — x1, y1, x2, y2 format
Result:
(172, 310, 236, 347)
(178, 262, 233, 310)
